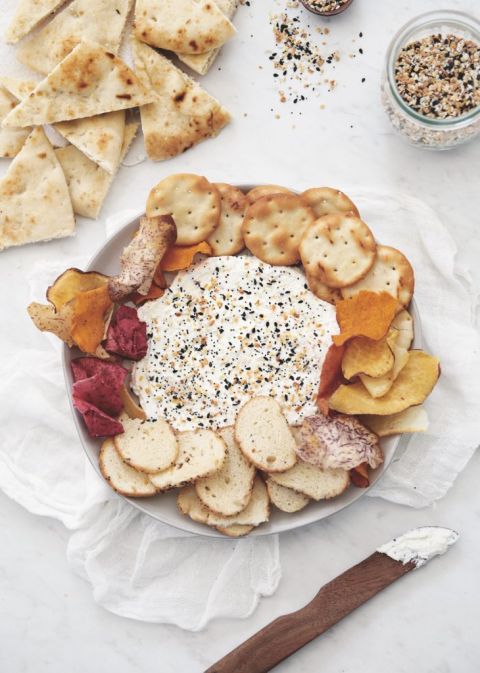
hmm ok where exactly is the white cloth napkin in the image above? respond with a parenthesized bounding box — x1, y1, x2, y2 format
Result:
(0, 191, 479, 630)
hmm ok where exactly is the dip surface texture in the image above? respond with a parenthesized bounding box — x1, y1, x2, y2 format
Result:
(132, 256, 338, 431)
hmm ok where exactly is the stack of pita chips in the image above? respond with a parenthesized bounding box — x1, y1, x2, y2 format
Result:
(1, 0, 238, 251)
(0, 40, 154, 251)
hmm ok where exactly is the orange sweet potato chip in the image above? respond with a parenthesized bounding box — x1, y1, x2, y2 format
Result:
(333, 291, 398, 347)
(70, 286, 113, 354)
(160, 241, 212, 272)
(131, 284, 165, 306)
(350, 462, 370, 488)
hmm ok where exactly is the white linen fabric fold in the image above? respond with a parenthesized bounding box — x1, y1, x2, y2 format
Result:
(0, 191, 478, 629)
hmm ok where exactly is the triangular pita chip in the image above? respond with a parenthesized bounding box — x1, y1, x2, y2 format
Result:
(135, 0, 236, 55)
(55, 111, 126, 174)
(0, 127, 75, 251)
(17, 0, 134, 75)
(177, 0, 238, 75)
(131, 39, 231, 161)
(0, 77, 38, 101)
(0, 78, 126, 173)
(56, 121, 139, 219)
(0, 86, 31, 159)
(5, 0, 66, 44)
(3, 41, 156, 128)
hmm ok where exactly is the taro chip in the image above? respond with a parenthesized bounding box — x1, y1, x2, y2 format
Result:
(47, 268, 109, 311)
(333, 291, 398, 347)
(27, 302, 74, 346)
(70, 285, 113, 354)
(105, 306, 148, 360)
(73, 397, 124, 438)
(160, 241, 212, 272)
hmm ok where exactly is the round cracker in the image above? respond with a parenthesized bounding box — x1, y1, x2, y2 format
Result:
(243, 193, 315, 265)
(207, 183, 247, 256)
(246, 184, 293, 205)
(146, 173, 221, 246)
(301, 187, 359, 218)
(306, 272, 341, 304)
(341, 245, 414, 307)
(300, 214, 377, 288)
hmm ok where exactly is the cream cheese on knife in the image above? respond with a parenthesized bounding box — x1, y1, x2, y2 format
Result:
(132, 256, 338, 431)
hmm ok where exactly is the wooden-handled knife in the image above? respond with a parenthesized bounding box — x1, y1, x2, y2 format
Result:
(205, 526, 458, 673)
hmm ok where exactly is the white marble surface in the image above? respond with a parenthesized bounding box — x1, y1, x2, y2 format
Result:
(1, 0, 480, 671)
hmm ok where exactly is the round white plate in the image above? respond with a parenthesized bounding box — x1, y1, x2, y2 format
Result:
(63, 193, 421, 537)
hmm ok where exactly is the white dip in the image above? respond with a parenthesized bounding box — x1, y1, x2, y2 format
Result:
(377, 526, 459, 568)
(132, 256, 338, 431)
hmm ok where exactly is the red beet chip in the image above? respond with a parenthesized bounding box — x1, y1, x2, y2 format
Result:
(73, 398, 124, 438)
(105, 306, 148, 361)
(71, 357, 128, 384)
(73, 370, 125, 416)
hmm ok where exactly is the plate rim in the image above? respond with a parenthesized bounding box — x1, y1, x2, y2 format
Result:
(62, 190, 420, 538)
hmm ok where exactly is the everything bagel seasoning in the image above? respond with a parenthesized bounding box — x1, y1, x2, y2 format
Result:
(303, 0, 349, 13)
(394, 34, 480, 119)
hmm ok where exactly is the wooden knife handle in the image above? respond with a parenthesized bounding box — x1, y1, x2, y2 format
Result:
(205, 553, 413, 673)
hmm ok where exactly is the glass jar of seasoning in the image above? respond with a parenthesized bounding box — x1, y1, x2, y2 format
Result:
(382, 10, 480, 150)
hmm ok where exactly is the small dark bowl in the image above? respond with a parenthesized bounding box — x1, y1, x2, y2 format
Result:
(300, 0, 355, 17)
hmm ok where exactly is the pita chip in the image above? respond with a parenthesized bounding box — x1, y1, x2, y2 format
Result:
(3, 41, 156, 128)
(56, 120, 139, 219)
(0, 86, 31, 159)
(5, 0, 66, 44)
(177, 0, 239, 75)
(131, 39, 231, 161)
(55, 111, 126, 174)
(0, 78, 126, 174)
(135, 0, 236, 55)
(0, 127, 75, 251)
(17, 0, 134, 75)
(0, 78, 38, 101)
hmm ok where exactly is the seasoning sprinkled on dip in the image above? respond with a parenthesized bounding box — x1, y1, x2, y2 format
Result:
(394, 34, 480, 119)
(132, 256, 338, 432)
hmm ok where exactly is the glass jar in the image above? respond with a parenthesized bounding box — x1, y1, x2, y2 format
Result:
(382, 10, 480, 150)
